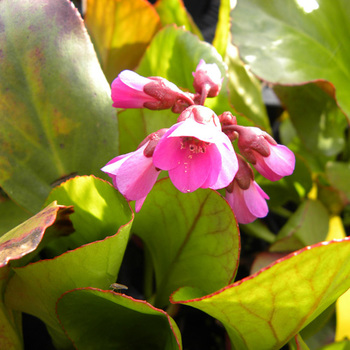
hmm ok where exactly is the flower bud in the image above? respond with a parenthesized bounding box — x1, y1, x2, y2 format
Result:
(193, 59, 223, 104)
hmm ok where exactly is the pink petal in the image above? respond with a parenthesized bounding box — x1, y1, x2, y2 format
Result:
(226, 187, 256, 224)
(169, 119, 221, 141)
(101, 153, 131, 188)
(116, 148, 159, 200)
(118, 70, 151, 90)
(207, 135, 238, 189)
(243, 182, 269, 219)
(152, 124, 185, 170)
(264, 145, 295, 176)
(168, 148, 211, 193)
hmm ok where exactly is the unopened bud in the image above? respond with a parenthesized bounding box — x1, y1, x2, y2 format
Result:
(193, 59, 223, 104)
(143, 77, 194, 110)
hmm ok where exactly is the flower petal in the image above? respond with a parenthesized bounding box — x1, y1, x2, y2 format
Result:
(226, 186, 256, 224)
(243, 181, 269, 218)
(168, 148, 211, 193)
(169, 119, 221, 142)
(116, 148, 159, 200)
(208, 136, 238, 189)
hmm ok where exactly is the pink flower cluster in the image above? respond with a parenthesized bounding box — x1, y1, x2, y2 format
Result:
(102, 60, 295, 224)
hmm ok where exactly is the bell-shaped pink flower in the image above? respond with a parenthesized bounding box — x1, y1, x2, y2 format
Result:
(192, 59, 223, 104)
(153, 106, 238, 193)
(111, 70, 193, 110)
(226, 180, 269, 224)
(101, 140, 161, 212)
(233, 126, 295, 181)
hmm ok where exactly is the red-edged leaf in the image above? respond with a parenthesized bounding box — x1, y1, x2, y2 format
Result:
(172, 238, 350, 350)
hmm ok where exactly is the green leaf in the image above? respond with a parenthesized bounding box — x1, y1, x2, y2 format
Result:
(118, 25, 226, 153)
(274, 84, 347, 157)
(257, 155, 313, 209)
(326, 161, 350, 201)
(289, 334, 310, 350)
(0, 0, 118, 213)
(5, 176, 133, 348)
(212, 0, 231, 57)
(0, 267, 23, 350)
(43, 175, 132, 256)
(270, 199, 329, 252)
(319, 341, 350, 350)
(132, 178, 240, 308)
(56, 287, 182, 350)
(172, 238, 350, 350)
(0, 192, 31, 236)
(85, 0, 161, 83)
(231, 0, 350, 119)
(225, 43, 271, 132)
(0, 202, 73, 268)
(155, 0, 203, 40)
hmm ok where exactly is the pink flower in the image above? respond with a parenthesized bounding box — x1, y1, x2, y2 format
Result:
(192, 59, 223, 104)
(234, 126, 295, 181)
(111, 70, 193, 110)
(153, 107, 238, 193)
(226, 180, 269, 224)
(253, 143, 296, 182)
(101, 143, 160, 212)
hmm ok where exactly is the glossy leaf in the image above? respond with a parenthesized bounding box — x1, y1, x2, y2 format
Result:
(326, 162, 350, 201)
(155, 0, 203, 39)
(212, 0, 231, 57)
(0, 0, 118, 213)
(5, 176, 133, 348)
(231, 0, 350, 119)
(0, 202, 73, 268)
(225, 43, 270, 132)
(0, 267, 22, 350)
(132, 178, 240, 307)
(56, 287, 182, 350)
(85, 0, 161, 83)
(118, 26, 226, 153)
(43, 175, 132, 256)
(270, 199, 329, 252)
(274, 84, 347, 156)
(172, 238, 350, 350)
(0, 193, 31, 236)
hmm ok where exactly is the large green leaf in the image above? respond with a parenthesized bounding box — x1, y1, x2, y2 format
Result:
(326, 161, 350, 201)
(0, 0, 118, 213)
(4, 176, 133, 349)
(0, 192, 31, 237)
(225, 43, 271, 132)
(56, 287, 182, 350)
(118, 25, 226, 153)
(0, 202, 73, 268)
(270, 199, 329, 252)
(85, 0, 161, 83)
(172, 238, 350, 350)
(231, 0, 350, 119)
(132, 178, 240, 308)
(274, 84, 347, 157)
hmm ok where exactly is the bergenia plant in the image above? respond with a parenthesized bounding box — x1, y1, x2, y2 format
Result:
(0, 0, 350, 349)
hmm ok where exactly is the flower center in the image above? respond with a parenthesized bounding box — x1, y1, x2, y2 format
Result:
(181, 137, 208, 154)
